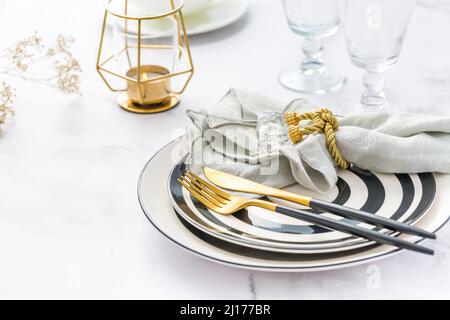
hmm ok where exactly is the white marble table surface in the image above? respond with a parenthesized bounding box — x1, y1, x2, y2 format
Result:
(1, 0, 450, 299)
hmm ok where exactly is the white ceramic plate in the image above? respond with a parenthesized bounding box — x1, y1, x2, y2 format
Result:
(106, 0, 249, 36)
(138, 137, 450, 272)
(183, 0, 249, 35)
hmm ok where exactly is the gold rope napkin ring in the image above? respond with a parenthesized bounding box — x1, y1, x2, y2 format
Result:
(284, 109, 349, 169)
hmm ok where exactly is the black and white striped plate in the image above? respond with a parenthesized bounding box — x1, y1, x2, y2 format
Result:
(168, 157, 436, 254)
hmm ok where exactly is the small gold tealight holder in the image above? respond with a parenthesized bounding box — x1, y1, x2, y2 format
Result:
(96, 0, 194, 114)
(119, 65, 178, 113)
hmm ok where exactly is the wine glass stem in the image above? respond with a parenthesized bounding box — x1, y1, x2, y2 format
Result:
(361, 70, 387, 108)
(300, 37, 325, 75)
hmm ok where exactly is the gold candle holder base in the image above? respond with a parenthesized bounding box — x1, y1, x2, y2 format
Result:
(117, 92, 180, 114)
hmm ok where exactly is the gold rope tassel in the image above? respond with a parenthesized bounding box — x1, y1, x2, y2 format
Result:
(284, 109, 349, 169)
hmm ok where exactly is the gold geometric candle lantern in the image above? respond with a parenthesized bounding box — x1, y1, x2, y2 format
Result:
(96, 0, 194, 113)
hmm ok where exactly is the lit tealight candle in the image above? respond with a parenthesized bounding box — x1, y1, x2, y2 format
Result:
(126, 65, 171, 106)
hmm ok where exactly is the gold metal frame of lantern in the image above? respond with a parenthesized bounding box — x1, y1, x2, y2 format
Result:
(96, 0, 194, 114)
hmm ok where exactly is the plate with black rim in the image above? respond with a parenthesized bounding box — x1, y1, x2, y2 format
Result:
(138, 137, 450, 272)
(168, 156, 436, 254)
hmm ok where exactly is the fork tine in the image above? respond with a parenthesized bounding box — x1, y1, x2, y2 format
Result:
(183, 174, 228, 205)
(185, 171, 229, 202)
(178, 178, 220, 210)
(180, 175, 225, 208)
(187, 170, 231, 200)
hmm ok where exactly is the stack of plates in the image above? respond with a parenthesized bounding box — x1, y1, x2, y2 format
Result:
(138, 137, 450, 272)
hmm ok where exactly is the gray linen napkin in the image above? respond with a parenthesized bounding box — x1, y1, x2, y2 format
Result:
(186, 88, 450, 193)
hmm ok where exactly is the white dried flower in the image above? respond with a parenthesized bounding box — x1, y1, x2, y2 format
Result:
(1, 32, 81, 95)
(0, 82, 15, 127)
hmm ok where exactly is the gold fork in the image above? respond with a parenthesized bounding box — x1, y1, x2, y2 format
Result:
(179, 170, 433, 255)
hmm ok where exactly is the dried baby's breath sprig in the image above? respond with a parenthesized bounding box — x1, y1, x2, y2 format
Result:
(0, 32, 81, 95)
(49, 34, 81, 94)
(0, 33, 81, 132)
(6, 32, 44, 72)
(0, 82, 15, 127)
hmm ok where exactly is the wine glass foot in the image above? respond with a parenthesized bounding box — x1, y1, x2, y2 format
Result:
(279, 66, 347, 95)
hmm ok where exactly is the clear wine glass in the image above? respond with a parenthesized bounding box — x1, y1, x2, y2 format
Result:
(280, 0, 347, 94)
(338, 0, 415, 114)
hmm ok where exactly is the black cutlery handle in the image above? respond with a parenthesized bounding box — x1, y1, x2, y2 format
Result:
(309, 199, 436, 239)
(275, 205, 433, 255)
